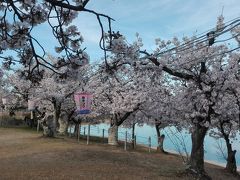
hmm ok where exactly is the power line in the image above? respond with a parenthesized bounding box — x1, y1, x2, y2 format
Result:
(164, 32, 240, 58)
(177, 46, 240, 67)
(153, 17, 240, 57)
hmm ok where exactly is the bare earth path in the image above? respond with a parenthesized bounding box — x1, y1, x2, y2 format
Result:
(0, 127, 238, 180)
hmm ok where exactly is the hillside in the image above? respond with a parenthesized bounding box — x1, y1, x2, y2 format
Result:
(0, 127, 239, 180)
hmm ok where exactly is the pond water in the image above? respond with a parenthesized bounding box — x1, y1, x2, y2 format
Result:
(73, 123, 240, 170)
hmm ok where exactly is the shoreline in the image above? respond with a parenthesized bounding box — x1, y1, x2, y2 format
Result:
(162, 148, 240, 171)
(79, 123, 240, 172)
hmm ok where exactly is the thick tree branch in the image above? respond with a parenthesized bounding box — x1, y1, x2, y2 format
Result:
(45, 0, 89, 11)
(140, 51, 194, 80)
(117, 103, 141, 126)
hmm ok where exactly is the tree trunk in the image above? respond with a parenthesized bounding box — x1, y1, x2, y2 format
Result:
(155, 121, 165, 153)
(220, 126, 237, 174)
(225, 139, 237, 174)
(108, 125, 118, 145)
(108, 109, 139, 146)
(188, 123, 210, 179)
(74, 123, 78, 137)
(30, 111, 35, 128)
(42, 114, 55, 137)
(53, 101, 61, 133)
(219, 121, 238, 174)
(75, 123, 80, 138)
(132, 123, 136, 149)
(157, 135, 165, 153)
(58, 113, 69, 135)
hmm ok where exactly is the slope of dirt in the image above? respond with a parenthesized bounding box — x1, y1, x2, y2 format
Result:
(0, 127, 238, 180)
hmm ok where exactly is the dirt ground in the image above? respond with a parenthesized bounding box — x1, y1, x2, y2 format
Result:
(0, 127, 239, 180)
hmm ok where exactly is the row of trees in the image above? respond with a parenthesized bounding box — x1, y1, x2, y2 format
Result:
(0, 1, 239, 179)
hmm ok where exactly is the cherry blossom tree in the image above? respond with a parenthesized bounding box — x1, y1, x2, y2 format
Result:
(88, 71, 139, 145)
(208, 56, 240, 174)
(145, 19, 240, 178)
(102, 16, 240, 178)
(1, 1, 239, 178)
(0, 69, 10, 111)
(88, 47, 153, 145)
(30, 55, 90, 136)
(6, 70, 33, 101)
(132, 75, 174, 153)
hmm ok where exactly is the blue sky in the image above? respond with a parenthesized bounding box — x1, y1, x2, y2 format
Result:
(33, 0, 240, 63)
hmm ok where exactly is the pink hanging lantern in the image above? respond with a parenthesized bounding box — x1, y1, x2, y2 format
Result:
(74, 92, 92, 114)
(28, 100, 36, 111)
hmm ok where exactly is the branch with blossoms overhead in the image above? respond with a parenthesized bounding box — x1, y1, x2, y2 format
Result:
(98, 17, 240, 176)
(103, 15, 240, 81)
(0, 0, 114, 82)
